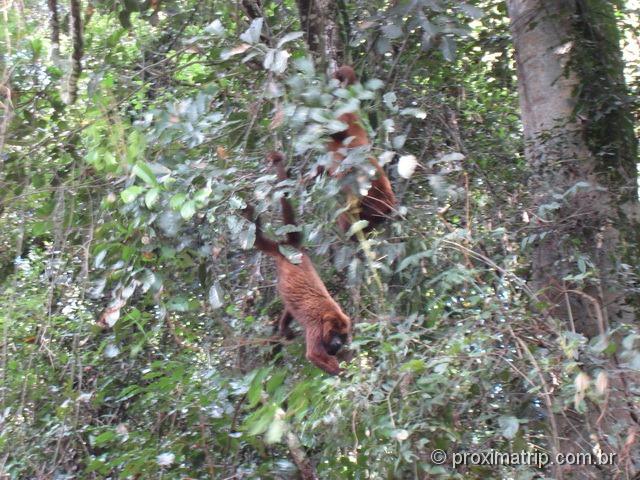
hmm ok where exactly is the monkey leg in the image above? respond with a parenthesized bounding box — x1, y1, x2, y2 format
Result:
(278, 310, 296, 339)
(270, 310, 294, 364)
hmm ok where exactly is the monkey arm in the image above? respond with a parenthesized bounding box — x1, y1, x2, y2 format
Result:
(305, 329, 341, 375)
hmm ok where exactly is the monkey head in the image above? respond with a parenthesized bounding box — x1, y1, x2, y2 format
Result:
(322, 311, 352, 356)
(334, 65, 357, 86)
(266, 151, 285, 164)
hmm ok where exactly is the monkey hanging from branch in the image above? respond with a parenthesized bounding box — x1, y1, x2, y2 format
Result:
(324, 65, 397, 234)
(244, 152, 352, 375)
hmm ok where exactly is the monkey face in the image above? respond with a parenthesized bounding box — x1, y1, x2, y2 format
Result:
(326, 332, 349, 355)
(266, 151, 285, 164)
(322, 312, 352, 356)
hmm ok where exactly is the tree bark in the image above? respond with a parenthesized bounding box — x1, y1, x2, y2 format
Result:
(508, 0, 639, 478)
(296, 0, 342, 69)
(47, 0, 60, 64)
(65, 0, 83, 104)
(285, 430, 319, 480)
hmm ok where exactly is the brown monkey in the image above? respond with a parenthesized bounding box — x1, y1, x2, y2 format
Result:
(326, 66, 397, 233)
(244, 152, 352, 375)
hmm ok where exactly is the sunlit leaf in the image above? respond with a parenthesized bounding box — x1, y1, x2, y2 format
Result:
(246, 404, 276, 436)
(392, 134, 407, 149)
(145, 188, 159, 208)
(265, 416, 286, 444)
(263, 49, 275, 70)
(383, 92, 397, 111)
(365, 78, 384, 90)
(271, 50, 290, 73)
(347, 220, 369, 237)
(180, 200, 196, 219)
(397, 155, 418, 179)
(221, 43, 251, 60)
(170, 193, 187, 210)
(498, 416, 519, 439)
(205, 19, 226, 36)
(240, 18, 263, 44)
(120, 186, 144, 203)
(132, 163, 158, 186)
(208, 282, 224, 309)
(276, 31, 303, 48)
(239, 224, 256, 249)
(92, 431, 116, 446)
(440, 36, 456, 62)
(278, 244, 303, 264)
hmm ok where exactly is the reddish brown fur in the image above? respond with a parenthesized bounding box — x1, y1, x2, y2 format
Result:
(246, 152, 352, 375)
(328, 66, 397, 233)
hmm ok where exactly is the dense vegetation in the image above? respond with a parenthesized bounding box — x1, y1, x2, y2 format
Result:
(1, 1, 638, 478)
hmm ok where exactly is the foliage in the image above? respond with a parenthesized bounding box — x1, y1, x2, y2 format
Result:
(1, 0, 638, 479)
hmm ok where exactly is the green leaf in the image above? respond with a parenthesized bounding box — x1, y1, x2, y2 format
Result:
(247, 368, 270, 408)
(132, 163, 158, 186)
(400, 359, 426, 373)
(246, 405, 276, 436)
(193, 187, 212, 203)
(92, 431, 116, 446)
(30, 221, 51, 236)
(117, 384, 143, 401)
(180, 200, 196, 219)
(167, 296, 192, 312)
(266, 371, 286, 394)
(30, 37, 44, 57)
(121, 186, 144, 203)
(144, 188, 159, 208)
(169, 193, 187, 210)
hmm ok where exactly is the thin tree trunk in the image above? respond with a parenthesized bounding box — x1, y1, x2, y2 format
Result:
(285, 430, 319, 480)
(296, 0, 342, 69)
(65, 0, 83, 104)
(47, 0, 60, 64)
(0, 0, 14, 159)
(508, 1, 639, 478)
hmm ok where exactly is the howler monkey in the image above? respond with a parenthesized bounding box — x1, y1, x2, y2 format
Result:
(245, 152, 352, 375)
(326, 65, 397, 233)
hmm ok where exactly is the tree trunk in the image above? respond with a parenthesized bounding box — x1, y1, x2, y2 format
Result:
(65, 0, 83, 105)
(47, 0, 60, 64)
(296, 0, 342, 69)
(508, 0, 639, 478)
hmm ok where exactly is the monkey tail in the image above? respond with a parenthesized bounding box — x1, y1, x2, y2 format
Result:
(243, 205, 281, 257)
(266, 151, 303, 248)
